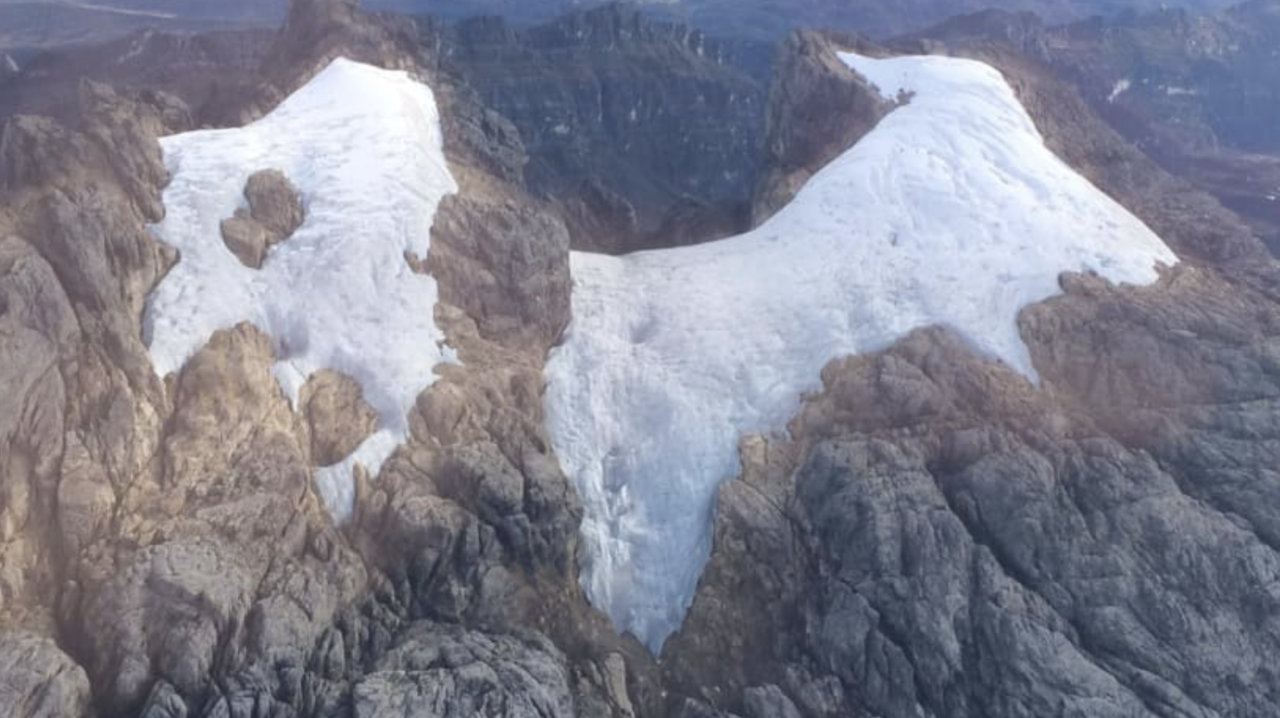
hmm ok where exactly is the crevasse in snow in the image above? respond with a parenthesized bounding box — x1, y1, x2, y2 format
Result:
(543, 52, 1179, 651)
(144, 58, 459, 518)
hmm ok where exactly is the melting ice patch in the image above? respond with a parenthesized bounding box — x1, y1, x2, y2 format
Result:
(1108, 77, 1133, 103)
(145, 58, 458, 518)
(544, 52, 1178, 651)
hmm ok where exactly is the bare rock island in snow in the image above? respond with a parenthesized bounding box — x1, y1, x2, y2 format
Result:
(219, 169, 306, 269)
(144, 58, 459, 517)
(543, 50, 1179, 650)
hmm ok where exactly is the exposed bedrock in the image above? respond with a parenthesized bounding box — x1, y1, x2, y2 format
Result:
(0, 2, 645, 718)
(751, 30, 893, 225)
(220, 169, 307, 269)
(0, 632, 92, 718)
(666, 266, 1280, 717)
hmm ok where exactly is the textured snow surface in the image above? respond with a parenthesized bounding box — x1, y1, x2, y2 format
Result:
(544, 51, 1178, 651)
(145, 58, 458, 518)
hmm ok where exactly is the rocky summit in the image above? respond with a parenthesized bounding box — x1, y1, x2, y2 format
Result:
(2, 0, 1280, 717)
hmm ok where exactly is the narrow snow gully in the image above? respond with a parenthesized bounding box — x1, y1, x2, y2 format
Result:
(144, 58, 459, 518)
(543, 51, 1178, 652)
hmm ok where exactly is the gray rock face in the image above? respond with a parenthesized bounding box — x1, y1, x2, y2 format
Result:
(353, 622, 575, 718)
(437, 5, 767, 252)
(428, 188, 572, 350)
(751, 30, 891, 225)
(219, 213, 274, 268)
(669, 306, 1280, 717)
(0, 633, 92, 718)
(0, 236, 75, 628)
(245, 168, 305, 238)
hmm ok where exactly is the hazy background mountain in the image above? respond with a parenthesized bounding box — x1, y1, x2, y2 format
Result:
(386, 0, 1244, 39)
(0, 0, 279, 52)
(0, 0, 1248, 52)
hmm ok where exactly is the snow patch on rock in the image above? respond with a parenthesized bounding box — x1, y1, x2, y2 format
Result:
(544, 51, 1178, 651)
(1108, 77, 1133, 103)
(144, 58, 459, 518)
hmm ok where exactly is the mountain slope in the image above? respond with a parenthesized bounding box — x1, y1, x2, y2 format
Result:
(145, 58, 459, 517)
(3, 2, 1280, 718)
(910, 2, 1280, 250)
(434, 5, 766, 251)
(545, 49, 1176, 651)
(0, 1, 278, 50)
(375, 0, 1243, 39)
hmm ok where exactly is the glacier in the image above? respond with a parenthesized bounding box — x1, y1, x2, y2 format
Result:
(144, 58, 458, 518)
(543, 51, 1179, 652)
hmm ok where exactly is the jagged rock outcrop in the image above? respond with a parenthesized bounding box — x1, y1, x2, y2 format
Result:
(244, 168, 305, 237)
(303, 370, 379, 467)
(352, 622, 576, 718)
(0, 235, 75, 631)
(751, 30, 892, 225)
(220, 169, 305, 268)
(0, 632, 92, 718)
(668, 281, 1280, 715)
(428, 184, 572, 350)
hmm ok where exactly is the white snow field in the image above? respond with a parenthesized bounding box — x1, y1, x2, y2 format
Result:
(543, 51, 1179, 651)
(145, 58, 459, 518)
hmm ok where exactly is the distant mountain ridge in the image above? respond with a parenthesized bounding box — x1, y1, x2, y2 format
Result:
(907, 0, 1280, 250)
(376, 0, 1242, 39)
(0, 0, 1249, 51)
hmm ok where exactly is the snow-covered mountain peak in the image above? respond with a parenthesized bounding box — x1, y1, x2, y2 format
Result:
(544, 51, 1178, 651)
(144, 58, 459, 518)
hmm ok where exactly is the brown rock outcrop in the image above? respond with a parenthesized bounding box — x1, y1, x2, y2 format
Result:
(302, 369, 379, 466)
(219, 169, 305, 268)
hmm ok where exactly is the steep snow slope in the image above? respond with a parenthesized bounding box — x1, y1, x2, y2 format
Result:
(544, 51, 1179, 651)
(145, 58, 458, 518)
